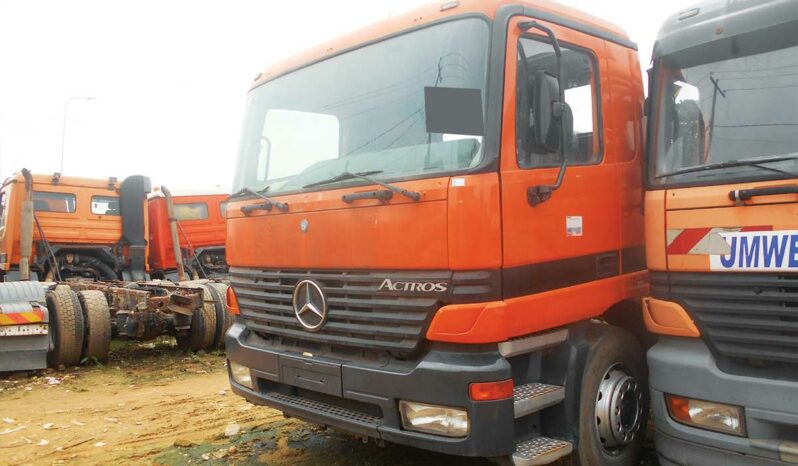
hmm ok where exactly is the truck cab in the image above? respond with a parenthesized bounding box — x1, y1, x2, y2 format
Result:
(148, 191, 229, 280)
(644, 1, 798, 464)
(225, 1, 646, 464)
(0, 171, 151, 282)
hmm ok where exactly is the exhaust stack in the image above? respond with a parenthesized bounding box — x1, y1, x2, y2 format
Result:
(160, 186, 187, 282)
(18, 169, 34, 281)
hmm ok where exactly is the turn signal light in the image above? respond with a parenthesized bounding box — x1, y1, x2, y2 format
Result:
(226, 286, 241, 315)
(469, 379, 514, 401)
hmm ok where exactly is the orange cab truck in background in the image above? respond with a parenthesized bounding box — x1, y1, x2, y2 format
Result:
(0, 170, 231, 371)
(0, 170, 150, 282)
(643, 1, 798, 465)
(148, 190, 229, 281)
(224, 1, 648, 464)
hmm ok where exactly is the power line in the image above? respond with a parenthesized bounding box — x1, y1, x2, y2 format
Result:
(345, 107, 424, 155)
(714, 123, 798, 128)
(316, 61, 471, 112)
(710, 71, 798, 81)
(724, 84, 798, 92)
(385, 112, 425, 150)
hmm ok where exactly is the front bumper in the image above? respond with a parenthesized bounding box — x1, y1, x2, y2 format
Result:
(648, 338, 798, 466)
(225, 322, 514, 457)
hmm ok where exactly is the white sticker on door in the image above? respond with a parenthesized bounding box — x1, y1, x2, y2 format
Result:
(566, 216, 583, 237)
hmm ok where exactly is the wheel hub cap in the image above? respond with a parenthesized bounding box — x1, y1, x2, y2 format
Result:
(595, 364, 643, 451)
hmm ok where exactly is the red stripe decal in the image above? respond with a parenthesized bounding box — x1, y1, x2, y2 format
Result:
(667, 227, 712, 255)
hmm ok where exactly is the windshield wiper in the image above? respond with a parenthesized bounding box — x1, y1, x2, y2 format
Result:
(303, 170, 383, 189)
(656, 155, 798, 179)
(304, 170, 421, 202)
(228, 185, 270, 199)
(229, 187, 288, 213)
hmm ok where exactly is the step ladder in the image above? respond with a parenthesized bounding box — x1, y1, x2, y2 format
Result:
(513, 436, 574, 466)
(511, 382, 572, 465)
(513, 383, 565, 418)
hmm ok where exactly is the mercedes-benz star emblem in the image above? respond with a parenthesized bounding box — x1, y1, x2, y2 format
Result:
(292, 280, 328, 331)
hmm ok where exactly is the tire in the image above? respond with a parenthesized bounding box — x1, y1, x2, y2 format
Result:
(46, 288, 85, 368)
(206, 282, 233, 349)
(575, 325, 648, 466)
(77, 290, 112, 363)
(176, 285, 217, 351)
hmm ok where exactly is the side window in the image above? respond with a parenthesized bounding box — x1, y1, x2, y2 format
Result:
(219, 202, 227, 219)
(516, 37, 601, 168)
(91, 196, 120, 215)
(174, 203, 209, 221)
(32, 192, 76, 213)
(0, 191, 7, 229)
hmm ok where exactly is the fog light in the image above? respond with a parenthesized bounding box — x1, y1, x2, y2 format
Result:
(229, 360, 254, 389)
(399, 401, 468, 437)
(666, 394, 746, 436)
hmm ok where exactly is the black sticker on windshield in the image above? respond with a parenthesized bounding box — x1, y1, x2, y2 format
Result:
(424, 87, 484, 136)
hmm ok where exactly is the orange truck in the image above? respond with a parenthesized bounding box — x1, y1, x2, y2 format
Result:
(148, 190, 229, 280)
(224, 1, 648, 464)
(643, 1, 798, 465)
(0, 170, 230, 372)
(0, 170, 150, 282)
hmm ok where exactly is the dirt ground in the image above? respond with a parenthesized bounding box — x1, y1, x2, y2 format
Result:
(0, 338, 660, 466)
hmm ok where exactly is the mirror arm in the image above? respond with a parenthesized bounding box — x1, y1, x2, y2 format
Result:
(519, 21, 568, 207)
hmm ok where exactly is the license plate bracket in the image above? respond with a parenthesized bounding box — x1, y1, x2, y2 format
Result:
(279, 354, 343, 397)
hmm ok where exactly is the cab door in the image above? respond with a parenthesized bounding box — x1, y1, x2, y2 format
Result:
(499, 16, 621, 324)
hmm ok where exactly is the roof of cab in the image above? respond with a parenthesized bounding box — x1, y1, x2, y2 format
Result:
(250, 0, 633, 90)
(654, 0, 798, 58)
(6, 172, 121, 191)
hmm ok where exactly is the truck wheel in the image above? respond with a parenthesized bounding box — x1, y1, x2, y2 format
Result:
(206, 282, 233, 349)
(576, 325, 647, 466)
(176, 286, 217, 351)
(77, 290, 112, 363)
(46, 288, 85, 368)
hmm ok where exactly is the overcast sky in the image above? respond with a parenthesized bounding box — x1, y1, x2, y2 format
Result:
(0, 0, 695, 191)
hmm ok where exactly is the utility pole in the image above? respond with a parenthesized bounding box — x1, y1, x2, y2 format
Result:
(705, 73, 726, 162)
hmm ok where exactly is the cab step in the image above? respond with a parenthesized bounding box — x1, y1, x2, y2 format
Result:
(513, 383, 565, 418)
(513, 437, 573, 466)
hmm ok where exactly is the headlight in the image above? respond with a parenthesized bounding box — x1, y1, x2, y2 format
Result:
(399, 401, 468, 437)
(229, 360, 254, 389)
(666, 394, 746, 436)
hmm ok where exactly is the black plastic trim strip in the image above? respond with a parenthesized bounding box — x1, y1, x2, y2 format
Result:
(502, 250, 620, 299)
(621, 245, 646, 274)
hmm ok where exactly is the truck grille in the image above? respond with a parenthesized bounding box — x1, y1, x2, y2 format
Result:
(652, 272, 798, 380)
(230, 267, 498, 356)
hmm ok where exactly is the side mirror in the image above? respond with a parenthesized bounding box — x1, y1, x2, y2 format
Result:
(519, 20, 569, 207)
(533, 70, 562, 153)
(532, 71, 573, 156)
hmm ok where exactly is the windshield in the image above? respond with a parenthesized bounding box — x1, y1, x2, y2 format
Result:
(233, 18, 489, 194)
(650, 28, 798, 186)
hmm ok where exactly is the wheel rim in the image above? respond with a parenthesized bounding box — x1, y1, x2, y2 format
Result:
(594, 363, 643, 453)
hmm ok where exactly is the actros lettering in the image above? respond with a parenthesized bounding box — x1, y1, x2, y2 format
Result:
(379, 278, 448, 293)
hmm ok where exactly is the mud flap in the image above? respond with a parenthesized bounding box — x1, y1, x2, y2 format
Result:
(0, 282, 50, 372)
